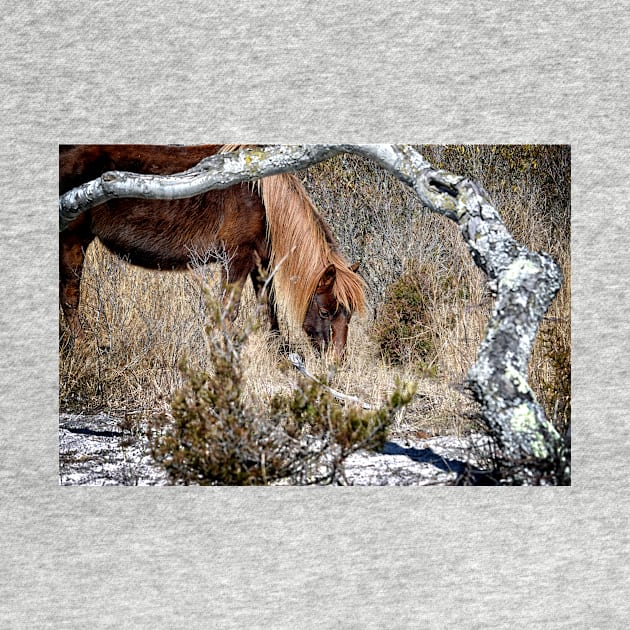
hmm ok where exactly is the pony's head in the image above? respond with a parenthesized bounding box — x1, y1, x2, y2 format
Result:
(256, 171, 366, 360)
(302, 262, 361, 360)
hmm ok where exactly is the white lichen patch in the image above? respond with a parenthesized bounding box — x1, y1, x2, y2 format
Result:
(499, 257, 540, 291)
(480, 203, 496, 221)
(509, 403, 549, 459)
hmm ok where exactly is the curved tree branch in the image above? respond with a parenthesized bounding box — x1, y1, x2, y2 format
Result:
(59, 145, 344, 231)
(59, 144, 569, 483)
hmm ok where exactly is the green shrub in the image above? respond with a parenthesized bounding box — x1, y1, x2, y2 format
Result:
(372, 263, 439, 368)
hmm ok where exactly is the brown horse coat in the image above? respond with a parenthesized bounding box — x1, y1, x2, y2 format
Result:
(59, 144, 365, 357)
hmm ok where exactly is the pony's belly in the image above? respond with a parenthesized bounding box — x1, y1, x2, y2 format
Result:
(97, 236, 202, 270)
(91, 200, 222, 270)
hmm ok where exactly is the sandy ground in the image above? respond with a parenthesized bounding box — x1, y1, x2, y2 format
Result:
(59, 413, 494, 486)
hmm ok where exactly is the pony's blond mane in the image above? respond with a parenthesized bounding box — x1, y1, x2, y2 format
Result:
(219, 145, 366, 327)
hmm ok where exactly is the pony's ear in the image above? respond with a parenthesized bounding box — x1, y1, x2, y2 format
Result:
(349, 261, 360, 273)
(316, 264, 336, 293)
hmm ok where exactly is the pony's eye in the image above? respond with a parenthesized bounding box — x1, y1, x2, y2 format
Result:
(319, 308, 330, 318)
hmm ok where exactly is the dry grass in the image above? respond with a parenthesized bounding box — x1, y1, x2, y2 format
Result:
(58, 243, 477, 438)
(59, 145, 570, 439)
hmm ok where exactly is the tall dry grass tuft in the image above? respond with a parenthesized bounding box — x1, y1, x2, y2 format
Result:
(60, 145, 570, 439)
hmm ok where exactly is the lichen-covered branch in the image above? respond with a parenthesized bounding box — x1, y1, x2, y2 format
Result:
(59, 144, 569, 483)
(59, 145, 343, 231)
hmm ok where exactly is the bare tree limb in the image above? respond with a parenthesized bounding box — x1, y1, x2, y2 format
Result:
(59, 143, 569, 483)
(288, 352, 373, 410)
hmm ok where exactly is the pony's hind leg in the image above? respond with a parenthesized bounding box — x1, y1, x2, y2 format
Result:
(59, 229, 91, 339)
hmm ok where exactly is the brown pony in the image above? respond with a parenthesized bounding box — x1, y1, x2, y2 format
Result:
(59, 144, 366, 358)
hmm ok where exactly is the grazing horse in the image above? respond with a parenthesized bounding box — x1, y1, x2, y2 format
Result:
(59, 144, 365, 358)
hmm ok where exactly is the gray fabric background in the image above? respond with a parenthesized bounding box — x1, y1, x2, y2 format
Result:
(1, 1, 627, 627)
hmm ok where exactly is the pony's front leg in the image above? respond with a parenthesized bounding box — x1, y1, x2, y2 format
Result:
(220, 280, 245, 323)
(249, 265, 280, 334)
(221, 259, 250, 323)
